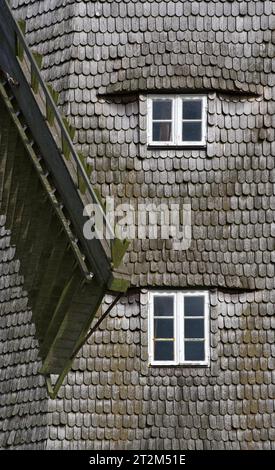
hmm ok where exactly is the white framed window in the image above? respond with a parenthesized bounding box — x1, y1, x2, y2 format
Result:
(148, 291, 210, 366)
(147, 94, 207, 146)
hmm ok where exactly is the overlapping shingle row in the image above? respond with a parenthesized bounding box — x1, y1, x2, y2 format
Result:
(0, 217, 48, 449)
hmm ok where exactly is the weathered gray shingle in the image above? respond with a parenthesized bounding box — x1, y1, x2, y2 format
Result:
(0, 217, 48, 449)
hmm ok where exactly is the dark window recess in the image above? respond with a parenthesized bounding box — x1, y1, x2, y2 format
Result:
(154, 318, 174, 338)
(184, 341, 205, 361)
(154, 340, 174, 361)
(153, 100, 172, 120)
(154, 296, 174, 316)
(182, 122, 202, 142)
(153, 122, 172, 141)
(184, 296, 205, 317)
(182, 100, 202, 119)
(152, 99, 173, 142)
(184, 319, 204, 339)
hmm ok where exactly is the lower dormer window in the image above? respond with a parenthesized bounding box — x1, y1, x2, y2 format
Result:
(148, 291, 210, 366)
(147, 94, 207, 147)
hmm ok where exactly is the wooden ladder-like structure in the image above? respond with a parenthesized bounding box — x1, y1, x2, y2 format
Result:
(0, 0, 130, 397)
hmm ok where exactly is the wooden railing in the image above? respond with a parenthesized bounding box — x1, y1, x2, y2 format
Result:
(0, 0, 129, 288)
(14, 15, 115, 251)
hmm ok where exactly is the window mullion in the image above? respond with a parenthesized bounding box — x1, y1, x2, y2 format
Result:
(176, 293, 179, 364)
(205, 294, 210, 364)
(172, 97, 176, 145)
(182, 293, 185, 363)
(176, 96, 181, 145)
(180, 293, 183, 364)
(148, 292, 152, 363)
(202, 97, 207, 144)
(173, 97, 176, 145)
(148, 98, 152, 144)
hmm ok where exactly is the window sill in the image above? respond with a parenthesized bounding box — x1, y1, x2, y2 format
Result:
(147, 144, 207, 150)
(149, 363, 210, 368)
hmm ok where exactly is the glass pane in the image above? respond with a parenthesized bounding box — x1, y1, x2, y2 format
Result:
(185, 341, 205, 361)
(184, 319, 204, 338)
(154, 319, 174, 338)
(154, 296, 174, 317)
(182, 100, 202, 119)
(153, 99, 172, 120)
(154, 340, 174, 361)
(153, 122, 172, 142)
(184, 296, 204, 317)
(182, 122, 202, 142)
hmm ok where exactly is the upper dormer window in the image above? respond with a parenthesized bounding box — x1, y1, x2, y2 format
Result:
(147, 94, 207, 147)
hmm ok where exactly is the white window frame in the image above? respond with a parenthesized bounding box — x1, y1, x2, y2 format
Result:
(148, 290, 210, 366)
(147, 94, 207, 147)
